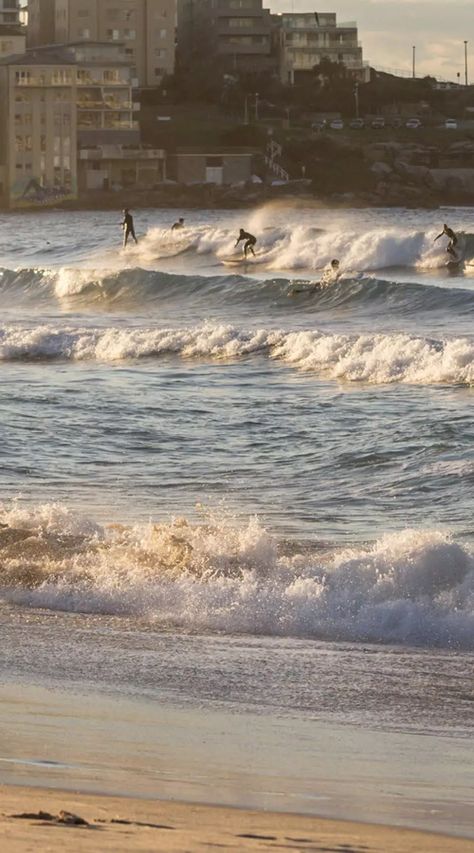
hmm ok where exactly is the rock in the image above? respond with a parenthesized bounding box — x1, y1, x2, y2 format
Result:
(371, 161, 392, 176)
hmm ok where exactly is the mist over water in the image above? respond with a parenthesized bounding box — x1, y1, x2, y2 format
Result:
(0, 207, 473, 728)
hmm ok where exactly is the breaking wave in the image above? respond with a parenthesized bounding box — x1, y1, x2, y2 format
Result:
(0, 321, 472, 385)
(0, 502, 472, 650)
(131, 221, 474, 272)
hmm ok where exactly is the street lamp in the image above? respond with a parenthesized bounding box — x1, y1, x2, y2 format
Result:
(412, 45, 416, 79)
(354, 82, 359, 118)
(254, 92, 259, 122)
(464, 40, 468, 86)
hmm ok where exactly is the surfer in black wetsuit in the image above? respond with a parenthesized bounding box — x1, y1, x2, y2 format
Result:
(122, 209, 138, 247)
(434, 224, 458, 258)
(172, 218, 185, 230)
(235, 228, 257, 258)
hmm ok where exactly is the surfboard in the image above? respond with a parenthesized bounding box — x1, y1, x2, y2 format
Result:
(221, 257, 253, 267)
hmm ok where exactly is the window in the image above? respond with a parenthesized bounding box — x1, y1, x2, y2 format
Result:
(159, 28, 167, 38)
(79, 28, 90, 38)
(103, 69, 120, 82)
(15, 71, 31, 85)
(228, 17, 257, 28)
(106, 28, 120, 40)
(124, 28, 136, 39)
(155, 48, 167, 58)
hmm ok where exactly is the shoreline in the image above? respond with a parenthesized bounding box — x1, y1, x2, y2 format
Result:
(2, 187, 472, 213)
(1, 784, 473, 852)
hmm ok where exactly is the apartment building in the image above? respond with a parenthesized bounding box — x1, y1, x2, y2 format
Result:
(278, 12, 369, 84)
(27, 0, 176, 86)
(0, 1, 21, 26)
(0, 49, 77, 207)
(178, 0, 276, 75)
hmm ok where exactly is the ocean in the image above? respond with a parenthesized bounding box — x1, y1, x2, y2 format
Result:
(0, 204, 473, 835)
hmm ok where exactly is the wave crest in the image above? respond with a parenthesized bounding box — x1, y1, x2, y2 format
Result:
(0, 502, 473, 649)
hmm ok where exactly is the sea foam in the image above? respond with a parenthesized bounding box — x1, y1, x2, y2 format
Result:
(0, 503, 472, 649)
(0, 322, 472, 385)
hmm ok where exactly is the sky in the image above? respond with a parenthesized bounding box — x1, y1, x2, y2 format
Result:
(273, 0, 472, 81)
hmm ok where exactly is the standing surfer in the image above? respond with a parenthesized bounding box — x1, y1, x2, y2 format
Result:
(235, 228, 257, 258)
(434, 224, 458, 258)
(122, 209, 138, 247)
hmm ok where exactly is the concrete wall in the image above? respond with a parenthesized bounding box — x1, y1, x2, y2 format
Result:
(174, 152, 252, 184)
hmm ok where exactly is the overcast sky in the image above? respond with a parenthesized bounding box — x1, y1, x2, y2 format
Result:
(273, 1, 472, 81)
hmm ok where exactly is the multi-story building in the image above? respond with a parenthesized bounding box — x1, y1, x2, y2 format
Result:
(0, 48, 77, 206)
(0, 0, 21, 26)
(65, 41, 140, 145)
(27, 0, 176, 87)
(278, 12, 369, 84)
(177, 0, 276, 75)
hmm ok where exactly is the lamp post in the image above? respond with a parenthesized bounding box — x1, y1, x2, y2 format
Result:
(464, 40, 468, 86)
(354, 82, 359, 118)
(412, 45, 416, 79)
(254, 92, 259, 122)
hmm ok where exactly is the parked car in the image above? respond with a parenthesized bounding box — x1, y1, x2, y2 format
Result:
(311, 120, 326, 131)
(444, 118, 458, 129)
(329, 119, 344, 130)
(371, 118, 385, 129)
(350, 118, 365, 129)
(406, 118, 422, 129)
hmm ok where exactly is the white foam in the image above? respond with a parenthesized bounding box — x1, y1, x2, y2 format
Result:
(0, 504, 473, 649)
(0, 322, 472, 385)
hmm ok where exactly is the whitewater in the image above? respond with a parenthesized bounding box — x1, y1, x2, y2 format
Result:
(0, 203, 473, 787)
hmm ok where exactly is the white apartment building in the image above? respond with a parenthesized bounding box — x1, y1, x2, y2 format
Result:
(27, 0, 176, 86)
(0, 1, 21, 26)
(0, 49, 77, 206)
(278, 12, 369, 84)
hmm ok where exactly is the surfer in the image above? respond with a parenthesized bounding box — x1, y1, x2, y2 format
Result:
(122, 209, 137, 247)
(235, 228, 257, 258)
(320, 259, 341, 286)
(434, 224, 458, 258)
(172, 218, 185, 230)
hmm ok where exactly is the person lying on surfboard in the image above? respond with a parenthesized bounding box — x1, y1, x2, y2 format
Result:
(235, 228, 257, 258)
(434, 224, 458, 258)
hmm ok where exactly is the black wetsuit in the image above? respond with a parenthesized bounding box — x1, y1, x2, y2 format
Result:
(123, 212, 137, 246)
(435, 226, 457, 257)
(172, 221, 184, 230)
(236, 230, 257, 257)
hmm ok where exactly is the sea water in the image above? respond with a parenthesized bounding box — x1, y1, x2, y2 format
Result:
(0, 205, 473, 832)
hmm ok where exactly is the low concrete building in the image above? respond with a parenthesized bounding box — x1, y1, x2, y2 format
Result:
(168, 147, 255, 184)
(0, 49, 77, 207)
(79, 143, 166, 190)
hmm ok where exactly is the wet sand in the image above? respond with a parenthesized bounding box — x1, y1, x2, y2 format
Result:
(1, 784, 473, 853)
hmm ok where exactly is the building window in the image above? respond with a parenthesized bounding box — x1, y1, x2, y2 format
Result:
(124, 28, 136, 39)
(106, 28, 120, 40)
(228, 17, 257, 27)
(103, 69, 120, 82)
(159, 28, 167, 38)
(79, 28, 90, 39)
(15, 71, 31, 85)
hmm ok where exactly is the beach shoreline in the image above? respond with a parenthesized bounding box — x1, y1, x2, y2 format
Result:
(1, 783, 473, 853)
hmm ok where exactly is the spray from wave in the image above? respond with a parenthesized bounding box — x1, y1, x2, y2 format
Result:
(0, 502, 472, 649)
(0, 321, 472, 385)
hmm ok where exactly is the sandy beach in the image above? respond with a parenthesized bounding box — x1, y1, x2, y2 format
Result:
(1, 784, 473, 853)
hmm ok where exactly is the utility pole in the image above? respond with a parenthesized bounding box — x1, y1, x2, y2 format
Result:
(412, 45, 416, 79)
(254, 92, 259, 122)
(464, 40, 469, 86)
(354, 82, 359, 118)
